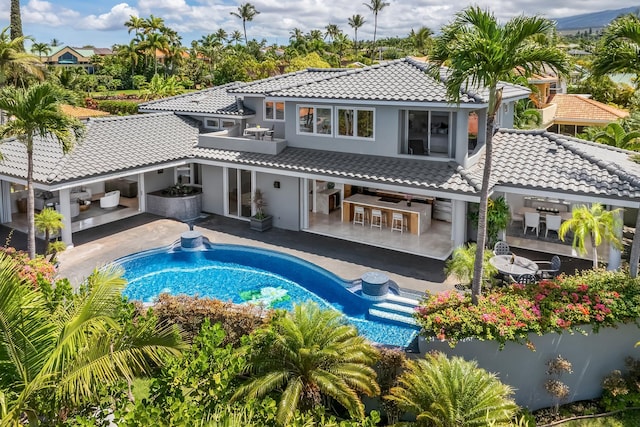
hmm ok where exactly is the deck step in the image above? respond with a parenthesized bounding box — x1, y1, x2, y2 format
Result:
(368, 308, 418, 327)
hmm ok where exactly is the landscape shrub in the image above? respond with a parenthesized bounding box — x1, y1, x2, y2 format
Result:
(601, 357, 640, 411)
(0, 246, 56, 287)
(415, 269, 640, 349)
(94, 99, 139, 115)
(150, 293, 271, 345)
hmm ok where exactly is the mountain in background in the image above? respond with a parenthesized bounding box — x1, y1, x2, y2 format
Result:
(553, 6, 640, 30)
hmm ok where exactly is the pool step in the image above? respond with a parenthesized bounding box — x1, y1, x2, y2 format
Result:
(385, 294, 420, 307)
(368, 301, 418, 327)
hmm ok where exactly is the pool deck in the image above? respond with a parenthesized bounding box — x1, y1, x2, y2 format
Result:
(49, 213, 453, 295)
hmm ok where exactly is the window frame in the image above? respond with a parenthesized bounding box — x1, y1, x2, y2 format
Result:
(335, 107, 375, 140)
(296, 104, 334, 137)
(203, 118, 220, 129)
(264, 100, 285, 121)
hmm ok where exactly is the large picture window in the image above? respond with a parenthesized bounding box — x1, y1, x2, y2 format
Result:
(265, 100, 285, 121)
(297, 105, 332, 135)
(337, 108, 374, 139)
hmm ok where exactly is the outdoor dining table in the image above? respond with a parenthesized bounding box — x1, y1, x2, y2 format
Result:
(489, 254, 539, 277)
(518, 206, 572, 221)
(245, 127, 269, 140)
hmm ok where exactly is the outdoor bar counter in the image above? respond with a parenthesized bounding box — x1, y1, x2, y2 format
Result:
(342, 193, 432, 234)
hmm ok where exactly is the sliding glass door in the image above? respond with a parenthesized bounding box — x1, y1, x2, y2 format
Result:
(227, 168, 252, 218)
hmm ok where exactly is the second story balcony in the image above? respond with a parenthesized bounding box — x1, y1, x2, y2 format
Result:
(198, 128, 288, 155)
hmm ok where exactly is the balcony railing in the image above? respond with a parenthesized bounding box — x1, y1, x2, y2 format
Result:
(198, 130, 287, 155)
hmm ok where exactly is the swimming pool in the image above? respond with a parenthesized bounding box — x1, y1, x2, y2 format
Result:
(116, 242, 420, 348)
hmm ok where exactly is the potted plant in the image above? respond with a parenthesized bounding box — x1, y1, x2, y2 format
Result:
(250, 189, 273, 231)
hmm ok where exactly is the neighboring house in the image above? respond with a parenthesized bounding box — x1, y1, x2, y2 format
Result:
(544, 93, 629, 135)
(43, 46, 114, 73)
(0, 57, 638, 268)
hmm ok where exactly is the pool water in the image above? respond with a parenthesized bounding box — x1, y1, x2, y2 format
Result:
(118, 244, 419, 348)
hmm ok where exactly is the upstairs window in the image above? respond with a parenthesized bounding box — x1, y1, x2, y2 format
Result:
(297, 105, 332, 135)
(337, 108, 374, 139)
(265, 100, 285, 121)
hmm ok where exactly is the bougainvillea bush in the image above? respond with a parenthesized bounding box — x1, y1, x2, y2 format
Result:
(415, 269, 640, 349)
(0, 247, 56, 286)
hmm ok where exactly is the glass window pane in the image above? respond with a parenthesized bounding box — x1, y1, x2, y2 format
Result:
(265, 101, 274, 120)
(275, 102, 285, 120)
(299, 107, 314, 133)
(317, 108, 332, 134)
(357, 110, 373, 138)
(338, 108, 354, 136)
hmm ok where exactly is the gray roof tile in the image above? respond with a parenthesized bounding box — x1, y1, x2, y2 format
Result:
(138, 82, 255, 116)
(473, 129, 640, 201)
(193, 146, 478, 195)
(0, 113, 199, 184)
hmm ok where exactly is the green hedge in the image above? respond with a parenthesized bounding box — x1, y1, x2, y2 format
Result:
(94, 99, 140, 115)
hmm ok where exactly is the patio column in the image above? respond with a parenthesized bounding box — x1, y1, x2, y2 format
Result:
(452, 200, 466, 247)
(0, 181, 12, 223)
(137, 173, 146, 212)
(58, 188, 73, 247)
(607, 208, 623, 270)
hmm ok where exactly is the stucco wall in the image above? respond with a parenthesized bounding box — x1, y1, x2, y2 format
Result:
(144, 168, 175, 194)
(418, 323, 640, 410)
(255, 172, 300, 230)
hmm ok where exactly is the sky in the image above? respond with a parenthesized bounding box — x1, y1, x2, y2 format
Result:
(0, 0, 639, 49)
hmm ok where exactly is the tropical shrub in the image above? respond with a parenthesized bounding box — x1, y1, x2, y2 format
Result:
(231, 302, 381, 426)
(386, 352, 518, 426)
(601, 357, 640, 411)
(94, 99, 139, 115)
(151, 293, 270, 345)
(0, 246, 56, 286)
(415, 269, 640, 349)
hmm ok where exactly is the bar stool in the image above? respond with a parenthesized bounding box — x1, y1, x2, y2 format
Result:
(353, 205, 366, 226)
(370, 209, 385, 230)
(391, 212, 405, 233)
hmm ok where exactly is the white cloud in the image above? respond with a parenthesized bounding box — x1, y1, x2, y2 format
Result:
(80, 3, 140, 31)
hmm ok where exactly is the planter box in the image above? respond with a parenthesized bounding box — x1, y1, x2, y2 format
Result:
(418, 322, 640, 410)
(250, 215, 272, 231)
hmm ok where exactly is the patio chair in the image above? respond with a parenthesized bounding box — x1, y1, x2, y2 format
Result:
(535, 255, 561, 279)
(545, 214, 562, 238)
(524, 212, 540, 236)
(511, 208, 524, 227)
(493, 241, 511, 256)
(100, 190, 120, 209)
(514, 273, 537, 285)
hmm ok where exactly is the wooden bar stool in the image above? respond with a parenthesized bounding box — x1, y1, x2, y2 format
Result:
(353, 205, 366, 226)
(370, 209, 385, 230)
(391, 212, 405, 233)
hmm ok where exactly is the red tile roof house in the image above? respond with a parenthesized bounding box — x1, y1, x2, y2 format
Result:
(0, 57, 639, 271)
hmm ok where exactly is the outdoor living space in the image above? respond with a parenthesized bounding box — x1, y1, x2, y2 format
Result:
(504, 194, 611, 261)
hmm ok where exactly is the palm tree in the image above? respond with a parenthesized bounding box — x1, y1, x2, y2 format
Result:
(231, 302, 380, 425)
(348, 14, 366, 57)
(124, 15, 145, 38)
(142, 32, 169, 75)
(230, 3, 260, 45)
(445, 243, 497, 288)
(10, 0, 23, 50)
(325, 23, 340, 42)
(230, 30, 243, 46)
(49, 38, 62, 47)
(34, 207, 64, 257)
(592, 14, 640, 78)
(409, 26, 433, 55)
(0, 27, 43, 86)
(386, 352, 517, 426)
(0, 83, 84, 259)
(590, 14, 640, 277)
(0, 256, 185, 424)
(115, 39, 140, 80)
(592, 122, 640, 150)
(429, 6, 569, 303)
(30, 41, 50, 61)
(559, 203, 623, 269)
(363, 0, 390, 60)
(142, 14, 165, 35)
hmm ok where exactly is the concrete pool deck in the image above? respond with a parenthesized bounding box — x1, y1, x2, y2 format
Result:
(54, 213, 456, 295)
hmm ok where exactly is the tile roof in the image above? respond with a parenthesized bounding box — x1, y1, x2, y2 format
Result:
(0, 113, 199, 184)
(232, 57, 529, 104)
(472, 129, 640, 201)
(193, 146, 480, 195)
(549, 94, 629, 124)
(138, 82, 255, 116)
